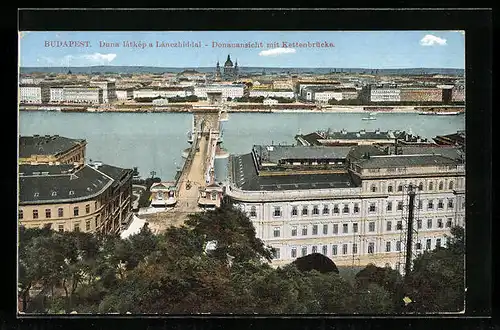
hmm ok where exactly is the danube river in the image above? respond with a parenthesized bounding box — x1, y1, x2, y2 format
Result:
(19, 111, 465, 180)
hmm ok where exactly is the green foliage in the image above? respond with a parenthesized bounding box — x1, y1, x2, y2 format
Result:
(18, 212, 465, 314)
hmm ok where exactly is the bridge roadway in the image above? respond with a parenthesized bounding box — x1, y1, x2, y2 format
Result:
(143, 110, 221, 233)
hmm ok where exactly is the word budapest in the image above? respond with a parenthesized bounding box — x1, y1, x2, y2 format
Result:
(44, 40, 91, 47)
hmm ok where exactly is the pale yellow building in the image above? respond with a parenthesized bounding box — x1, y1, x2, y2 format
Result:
(18, 162, 133, 234)
(19, 135, 87, 165)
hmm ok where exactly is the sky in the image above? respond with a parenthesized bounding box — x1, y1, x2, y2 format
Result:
(19, 31, 465, 68)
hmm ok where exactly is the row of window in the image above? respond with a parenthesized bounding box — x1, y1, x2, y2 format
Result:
(272, 218, 453, 238)
(277, 238, 444, 259)
(266, 198, 458, 218)
(370, 180, 456, 193)
(19, 204, 95, 220)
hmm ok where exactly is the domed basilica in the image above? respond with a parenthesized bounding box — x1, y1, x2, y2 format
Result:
(215, 54, 239, 81)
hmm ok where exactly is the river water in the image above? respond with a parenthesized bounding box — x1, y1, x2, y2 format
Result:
(19, 111, 465, 180)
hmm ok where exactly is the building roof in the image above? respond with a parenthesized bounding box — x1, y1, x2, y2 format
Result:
(354, 154, 459, 169)
(19, 164, 112, 205)
(389, 145, 464, 161)
(19, 135, 86, 159)
(231, 153, 358, 191)
(253, 145, 352, 164)
(346, 145, 387, 161)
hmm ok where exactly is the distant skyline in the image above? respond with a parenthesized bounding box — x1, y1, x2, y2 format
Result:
(19, 31, 465, 69)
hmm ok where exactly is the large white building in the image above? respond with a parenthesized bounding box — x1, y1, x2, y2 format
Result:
(63, 87, 103, 104)
(249, 89, 295, 99)
(314, 91, 343, 103)
(115, 89, 134, 101)
(89, 80, 117, 103)
(49, 87, 64, 103)
(133, 87, 194, 99)
(370, 87, 401, 102)
(225, 143, 465, 272)
(194, 84, 245, 100)
(19, 85, 50, 104)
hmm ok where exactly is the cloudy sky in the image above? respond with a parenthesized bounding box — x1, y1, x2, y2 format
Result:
(19, 31, 465, 68)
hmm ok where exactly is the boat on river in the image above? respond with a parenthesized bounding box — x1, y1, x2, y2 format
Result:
(362, 112, 377, 120)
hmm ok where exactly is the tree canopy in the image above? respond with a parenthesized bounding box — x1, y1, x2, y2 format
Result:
(18, 207, 465, 314)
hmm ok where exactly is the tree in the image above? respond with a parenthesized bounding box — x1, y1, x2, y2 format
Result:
(403, 226, 465, 312)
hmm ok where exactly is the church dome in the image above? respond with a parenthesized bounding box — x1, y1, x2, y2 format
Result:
(224, 55, 233, 67)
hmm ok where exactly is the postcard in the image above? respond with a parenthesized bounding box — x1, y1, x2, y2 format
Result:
(18, 29, 466, 315)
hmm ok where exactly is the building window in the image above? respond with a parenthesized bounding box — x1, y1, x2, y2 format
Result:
(18, 210, 23, 220)
(273, 248, 280, 259)
(439, 181, 444, 190)
(449, 181, 454, 190)
(397, 201, 403, 211)
(333, 224, 338, 234)
(86, 220, 91, 231)
(45, 209, 51, 219)
(427, 219, 433, 229)
(33, 210, 38, 219)
(86, 204, 90, 214)
(398, 185, 403, 192)
(291, 206, 298, 216)
(354, 203, 359, 213)
(302, 206, 308, 216)
(332, 244, 338, 256)
(74, 206, 79, 216)
(353, 223, 358, 233)
(417, 219, 422, 229)
(342, 244, 348, 255)
(397, 221, 402, 230)
(352, 243, 358, 254)
(368, 242, 374, 254)
(429, 182, 433, 190)
(312, 245, 318, 253)
(301, 246, 307, 257)
(428, 200, 434, 210)
(250, 206, 257, 217)
(436, 238, 442, 248)
(333, 204, 339, 214)
(395, 262, 401, 272)
(371, 184, 377, 192)
(302, 226, 308, 236)
(74, 223, 80, 232)
(322, 205, 329, 215)
(323, 224, 328, 235)
(438, 200, 444, 209)
(342, 204, 349, 213)
(273, 227, 281, 237)
(368, 222, 375, 232)
(273, 207, 281, 217)
(426, 239, 432, 250)
(388, 185, 393, 193)
(291, 226, 297, 236)
(322, 245, 328, 255)
(58, 224, 64, 232)
(387, 201, 392, 211)
(386, 241, 391, 252)
(446, 218, 452, 228)
(386, 221, 392, 231)
(437, 219, 443, 228)
(312, 225, 318, 235)
(462, 201, 465, 209)
(343, 223, 348, 234)
(58, 208, 63, 217)
(418, 200, 423, 210)
(369, 203, 376, 212)
(291, 247, 297, 258)
(418, 182, 424, 191)
(416, 241, 422, 250)
(448, 199, 454, 209)
(312, 205, 319, 215)
(396, 241, 401, 251)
